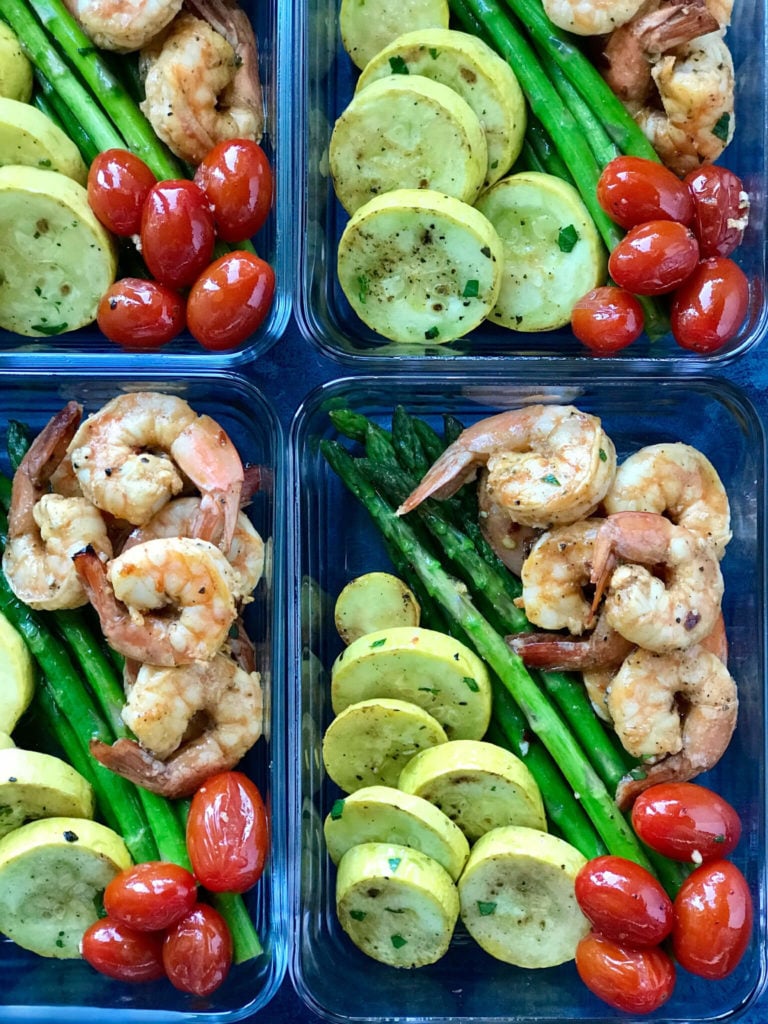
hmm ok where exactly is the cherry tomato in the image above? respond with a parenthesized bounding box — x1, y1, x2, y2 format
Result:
(97, 277, 186, 350)
(194, 139, 274, 243)
(597, 155, 694, 229)
(81, 917, 166, 983)
(87, 149, 157, 237)
(575, 855, 673, 947)
(140, 180, 215, 289)
(608, 220, 700, 295)
(631, 782, 742, 863)
(671, 257, 749, 353)
(685, 165, 749, 258)
(672, 859, 753, 979)
(104, 861, 198, 932)
(575, 931, 676, 1014)
(163, 904, 232, 996)
(187, 770, 269, 892)
(186, 252, 275, 351)
(571, 286, 644, 353)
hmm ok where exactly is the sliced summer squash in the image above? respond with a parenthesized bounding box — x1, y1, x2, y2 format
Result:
(339, 0, 450, 71)
(357, 28, 526, 187)
(0, 611, 34, 734)
(0, 748, 95, 838)
(0, 816, 132, 958)
(324, 784, 470, 881)
(397, 739, 546, 842)
(0, 165, 117, 337)
(458, 825, 590, 968)
(329, 74, 488, 214)
(0, 25, 33, 103)
(475, 171, 606, 332)
(337, 188, 503, 345)
(334, 572, 421, 645)
(330, 625, 492, 740)
(336, 841, 459, 967)
(322, 697, 448, 792)
(0, 99, 88, 184)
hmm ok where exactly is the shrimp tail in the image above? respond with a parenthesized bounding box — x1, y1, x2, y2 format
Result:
(89, 738, 205, 799)
(396, 449, 478, 516)
(507, 626, 634, 671)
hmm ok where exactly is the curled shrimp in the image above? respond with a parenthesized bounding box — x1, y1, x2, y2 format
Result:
(542, 0, 646, 36)
(604, 442, 731, 559)
(2, 402, 113, 611)
(63, 0, 183, 52)
(73, 537, 238, 666)
(590, 511, 724, 653)
(90, 650, 263, 798)
(607, 645, 738, 808)
(67, 392, 244, 548)
(397, 405, 617, 529)
(122, 496, 265, 603)
(140, 1, 263, 166)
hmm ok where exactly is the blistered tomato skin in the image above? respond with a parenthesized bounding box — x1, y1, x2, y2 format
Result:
(598, 156, 694, 229)
(140, 180, 216, 289)
(608, 220, 700, 295)
(671, 257, 749, 353)
(81, 917, 166, 983)
(97, 278, 186, 350)
(186, 252, 276, 351)
(575, 855, 674, 947)
(163, 904, 233, 996)
(194, 139, 274, 243)
(672, 860, 753, 979)
(104, 861, 198, 932)
(685, 165, 749, 258)
(631, 782, 742, 863)
(571, 286, 644, 353)
(87, 149, 157, 236)
(575, 931, 676, 1014)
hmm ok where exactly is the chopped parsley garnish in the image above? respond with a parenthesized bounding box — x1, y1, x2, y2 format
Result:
(389, 55, 409, 75)
(463, 279, 479, 298)
(370, 637, 386, 648)
(541, 473, 561, 486)
(350, 910, 366, 921)
(424, 325, 439, 340)
(712, 112, 731, 143)
(330, 798, 345, 820)
(477, 901, 496, 916)
(391, 934, 407, 948)
(463, 676, 480, 692)
(558, 224, 579, 253)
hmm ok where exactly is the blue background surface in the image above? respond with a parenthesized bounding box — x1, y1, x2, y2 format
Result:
(239, 317, 768, 1023)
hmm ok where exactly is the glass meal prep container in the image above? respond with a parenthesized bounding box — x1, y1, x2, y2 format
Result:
(0, 369, 288, 1022)
(294, 0, 767, 367)
(0, 0, 292, 367)
(288, 372, 767, 1023)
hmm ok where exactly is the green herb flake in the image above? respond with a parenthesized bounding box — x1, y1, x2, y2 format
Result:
(599, 448, 607, 462)
(712, 112, 731, 143)
(389, 55, 409, 74)
(388, 857, 402, 872)
(463, 675, 480, 692)
(330, 798, 345, 820)
(370, 637, 387, 648)
(541, 473, 561, 486)
(350, 909, 367, 921)
(714, 833, 726, 843)
(429, 47, 439, 59)
(490, 159, 499, 169)
(425, 326, 439, 340)
(558, 224, 579, 253)
(477, 901, 497, 916)
(391, 934, 407, 949)
(629, 766, 648, 781)
(462, 279, 479, 298)
(32, 323, 67, 335)
(357, 274, 370, 304)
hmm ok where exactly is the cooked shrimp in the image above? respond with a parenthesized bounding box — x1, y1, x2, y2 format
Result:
(604, 442, 731, 559)
(607, 645, 738, 808)
(122, 496, 264, 602)
(519, 519, 605, 634)
(542, 0, 646, 36)
(63, 0, 183, 52)
(140, 5, 263, 166)
(91, 650, 263, 797)
(636, 33, 735, 175)
(590, 511, 724, 653)
(2, 402, 113, 611)
(509, 611, 635, 672)
(477, 474, 540, 576)
(397, 405, 617, 530)
(67, 392, 244, 548)
(73, 537, 238, 666)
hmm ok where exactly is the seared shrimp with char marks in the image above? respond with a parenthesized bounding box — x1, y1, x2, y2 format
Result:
(604, 441, 731, 558)
(74, 536, 238, 666)
(607, 644, 737, 808)
(91, 650, 263, 797)
(590, 511, 724, 653)
(2, 401, 113, 611)
(397, 405, 616, 530)
(67, 392, 244, 549)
